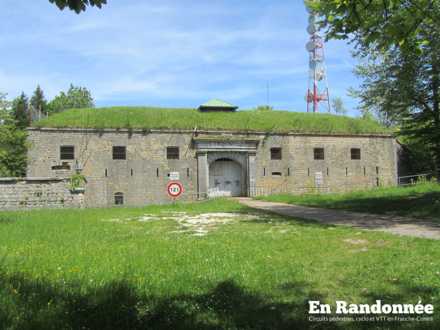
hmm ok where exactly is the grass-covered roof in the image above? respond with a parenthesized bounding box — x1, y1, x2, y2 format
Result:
(33, 107, 391, 135)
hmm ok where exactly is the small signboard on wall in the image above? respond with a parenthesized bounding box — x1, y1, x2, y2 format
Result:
(168, 172, 180, 181)
(315, 171, 323, 186)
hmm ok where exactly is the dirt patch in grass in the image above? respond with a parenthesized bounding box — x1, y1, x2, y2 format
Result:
(102, 212, 262, 236)
(343, 238, 369, 245)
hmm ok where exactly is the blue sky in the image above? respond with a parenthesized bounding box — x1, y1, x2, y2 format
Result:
(0, 0, 360, 115)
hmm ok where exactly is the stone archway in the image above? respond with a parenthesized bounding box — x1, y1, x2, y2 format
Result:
(209, 158, 243, 197)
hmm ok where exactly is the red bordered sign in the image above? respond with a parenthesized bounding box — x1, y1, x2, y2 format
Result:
(167, 181, 184, 198)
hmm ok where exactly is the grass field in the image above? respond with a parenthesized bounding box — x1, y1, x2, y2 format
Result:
(0, 199, 439, 329)
(258, 182, 440, 221)
(33, 107, 390, 135)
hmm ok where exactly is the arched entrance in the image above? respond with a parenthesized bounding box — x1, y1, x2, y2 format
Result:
(209, 158, 243, 197)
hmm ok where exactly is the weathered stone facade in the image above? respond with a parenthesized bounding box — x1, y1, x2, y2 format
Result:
(0, 177, 84, 210)
(26, 128, 398, 207)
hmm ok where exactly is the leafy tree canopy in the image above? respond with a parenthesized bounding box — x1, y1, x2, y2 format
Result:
(307, 0, 440, 53)
(331, 96, 347, 115)
(12, 93, 30, 129)
(0, 91, 27, 177)
(49, 0, 107, 13)
(48, 84, 94, 113)
(30, 85, 48, 117)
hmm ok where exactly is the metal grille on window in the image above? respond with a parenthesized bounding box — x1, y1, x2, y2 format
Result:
(351, 148, 361, 160)
(113, 146, 126, 160)
(60, 146, 74, 160)
(270, 148, 282, 160)
(314, 148, 325, 160)
(167, 147, 179, 159)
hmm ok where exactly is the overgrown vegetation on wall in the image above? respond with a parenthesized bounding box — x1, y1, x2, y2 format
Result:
(34, 107, 391, 135)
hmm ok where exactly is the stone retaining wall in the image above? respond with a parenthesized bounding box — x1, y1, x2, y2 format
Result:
(0, 178, 84, 210)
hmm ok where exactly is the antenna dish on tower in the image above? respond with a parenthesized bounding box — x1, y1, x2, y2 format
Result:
(304, 3, 331, 113)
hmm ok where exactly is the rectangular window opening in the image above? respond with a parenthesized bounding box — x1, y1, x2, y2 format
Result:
(105, 169, 108, 177)
(113, 146, 126, 160)
(327, 168, 329, 176)
(156, 168, 159, 177)
(167, 147, 179, 160)
(287, 168, 290, 176)
(272, 172, 282, 177)
(114, 192, 124, 205)
(270, 148, 282, 160)
(263, 168, 266, 176)
(376, 166, 380, 175)
(351, 148, 361, 160)
(314, 148, 325, 160)
(60, 146, 75, 160)
(187, 168, 190, 177)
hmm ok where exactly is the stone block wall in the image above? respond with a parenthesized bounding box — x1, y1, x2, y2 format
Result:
(26, 128, 398, 207)
(0, 178, 84, 210)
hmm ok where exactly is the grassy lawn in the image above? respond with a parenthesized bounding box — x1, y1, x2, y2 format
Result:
(1, 199, 439, 329)
(258, 182, 440, 221)
(33, 107, 390, 135)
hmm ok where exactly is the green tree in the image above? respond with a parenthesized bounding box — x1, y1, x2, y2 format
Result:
(309, 0, 440, 180)
(0, 92, 27, 177)
(331, 97, 347, 115)
(12, 93, 30, 129)
(49, 0, 107, 13)
(0, 124, 27, 177)
(30, 85, 48, 119)
(255, 105, 273, 112)
(0, 92, 12, 125)
(48, 84, 94, 113)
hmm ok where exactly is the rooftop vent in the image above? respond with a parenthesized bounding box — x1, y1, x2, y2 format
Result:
(198, 99, 238, 112)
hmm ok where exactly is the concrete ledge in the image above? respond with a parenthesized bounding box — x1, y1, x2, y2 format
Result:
(27, 127, 394, 138)
(0, 177, 67, 183)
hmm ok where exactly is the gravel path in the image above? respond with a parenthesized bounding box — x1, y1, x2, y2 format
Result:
(238, 198, 440, 240)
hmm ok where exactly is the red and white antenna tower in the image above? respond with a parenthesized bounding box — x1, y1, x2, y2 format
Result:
(305, 6, 331, 113)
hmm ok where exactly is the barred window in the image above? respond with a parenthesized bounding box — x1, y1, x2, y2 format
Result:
(113, 146, 126, 160)
(60, 146, 74, 160)
(314, 148, 325, 160)
(351, 148, 361, 160)
(114, 192, 124, 205)
(167, 147, 179, 160)
(270, 148, 282, 160)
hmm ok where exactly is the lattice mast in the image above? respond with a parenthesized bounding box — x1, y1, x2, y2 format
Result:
(305, 6, 331, 113)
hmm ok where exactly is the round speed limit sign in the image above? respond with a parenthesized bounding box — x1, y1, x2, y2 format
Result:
(167, 181, 184, 198)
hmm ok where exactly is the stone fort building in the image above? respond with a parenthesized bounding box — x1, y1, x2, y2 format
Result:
(25, 100, 398, 208)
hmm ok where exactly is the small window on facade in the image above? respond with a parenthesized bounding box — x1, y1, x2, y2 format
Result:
(60, 146, 74, 160)
(167, 147, 179, 160)
(270, 148, 282, 160)
(114, 192, 124, 205)
(113, 146, 126, 160)
(272, 172, 282, 177)
(351, 148, 361, 160)
(314, 148, 325, 160)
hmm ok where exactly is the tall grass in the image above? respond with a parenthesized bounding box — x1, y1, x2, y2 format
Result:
(0, 199, 440, 328)
(34, 107, 391, 135)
